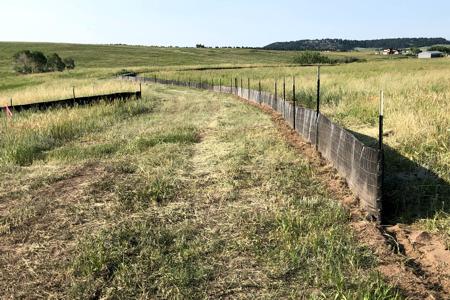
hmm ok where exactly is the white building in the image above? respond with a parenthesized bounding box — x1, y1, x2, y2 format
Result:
(418, 51, 444, 59)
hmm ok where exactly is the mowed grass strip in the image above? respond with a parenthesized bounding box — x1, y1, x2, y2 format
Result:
(0, 84, 399, 299)
(1, 41, 446, 235)
(145, 59, 450, 237)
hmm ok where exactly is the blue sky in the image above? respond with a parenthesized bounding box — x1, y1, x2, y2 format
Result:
(0, 0, 449, 47)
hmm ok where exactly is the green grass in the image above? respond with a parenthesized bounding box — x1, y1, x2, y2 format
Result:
(142, 58, 450, 233)
(0, 41, 302, 97)
(0, 41, 382, 105)
(0, 41, 447, 297)
(0, 84, 400, 299)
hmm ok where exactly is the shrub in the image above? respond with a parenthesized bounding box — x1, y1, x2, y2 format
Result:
(12, 50, 75, 74)
(30, 51, 48, 73)
(293, 51, 335, 65)
(293, 51, 363, 65)
(63, 57, 76, 70)
(410, 47, 422, 55)
(47, 53, 66, 72)
(428, 45, 450, 54)
(13, 50, 47, 73)
(12, 50, 33, 74)
(337, 56, 364, 63)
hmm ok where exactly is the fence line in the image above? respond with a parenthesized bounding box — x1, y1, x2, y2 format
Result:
(2, 91, 142, 111)
(120, 74, 383, 221)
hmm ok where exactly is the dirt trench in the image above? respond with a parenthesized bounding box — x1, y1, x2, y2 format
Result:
(241, 98, 450, 300)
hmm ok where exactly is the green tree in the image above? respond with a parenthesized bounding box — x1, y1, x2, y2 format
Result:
(410, 47, 422, 55)
(12, 50, 33, 74)
(428, 46, 450, 54)
(30, 51, 47, 73)
(47, 53, 66, 72)
(12, 50, 47, 74)
(63, 57, 76, 70)
(293, 51, 335, 65)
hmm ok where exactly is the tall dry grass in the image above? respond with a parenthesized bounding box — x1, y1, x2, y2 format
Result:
(0, 78, 140, 107)
(144, 58, 450, 182)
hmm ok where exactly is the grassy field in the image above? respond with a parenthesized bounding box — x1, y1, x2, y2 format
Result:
(0, 84, 400, 298)
(0, 41, 301, 104)
(0, 42, 378, 105)
(142, 58, 450, 234)
(0, 42, 305, 106)
(0, 41, 448, 297)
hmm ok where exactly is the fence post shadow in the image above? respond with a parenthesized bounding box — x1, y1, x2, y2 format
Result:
(349, 130, 450, 225)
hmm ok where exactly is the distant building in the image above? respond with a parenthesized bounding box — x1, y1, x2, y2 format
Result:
(383, 48, 401, 55)
(418, 51, 444, 59)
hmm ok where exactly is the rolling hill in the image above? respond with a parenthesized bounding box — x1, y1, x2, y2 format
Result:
(264, 37, 450, 51)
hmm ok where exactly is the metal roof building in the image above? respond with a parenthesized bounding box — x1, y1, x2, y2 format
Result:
(418, 51, 444, 59)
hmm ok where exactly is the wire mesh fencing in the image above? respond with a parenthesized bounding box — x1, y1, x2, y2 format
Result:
(121, 74, 383, 220)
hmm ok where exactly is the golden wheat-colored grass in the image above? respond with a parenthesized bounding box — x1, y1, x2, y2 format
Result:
(144, 58, 450, 181)
(0, 78, 140, 107)
(139, 59, 449, 234)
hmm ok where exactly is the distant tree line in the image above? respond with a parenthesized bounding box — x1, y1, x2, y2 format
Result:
(13, 50, 75, 74)
(264, 38, 450, 51)
(428, 45, 450, 54)
(196, 44, 256, 49)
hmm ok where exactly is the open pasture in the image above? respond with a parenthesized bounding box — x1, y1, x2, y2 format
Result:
(143, 58, 450, 231)
(0, 42, 449, 298)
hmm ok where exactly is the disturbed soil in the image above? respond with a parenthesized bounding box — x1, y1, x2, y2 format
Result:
(0, 163, 121, 298)
(246, 98, 450, 300)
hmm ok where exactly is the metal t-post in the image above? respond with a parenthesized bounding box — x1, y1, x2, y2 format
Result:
(274, 81, 277, 110)
(379, 90, 385, 221)
(315, 66, 321, 150)
(258, 81, 262, 104)
(283, 77, 286, 118)
(293, 77, 296, 130)
(240, 78, 243, 97)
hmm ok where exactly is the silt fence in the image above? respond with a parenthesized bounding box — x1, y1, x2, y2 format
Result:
(121, 75, 383, 220)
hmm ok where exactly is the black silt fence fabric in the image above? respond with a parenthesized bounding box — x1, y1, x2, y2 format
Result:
(317, 115, 381, 216)
(127, 75, 382, 219)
